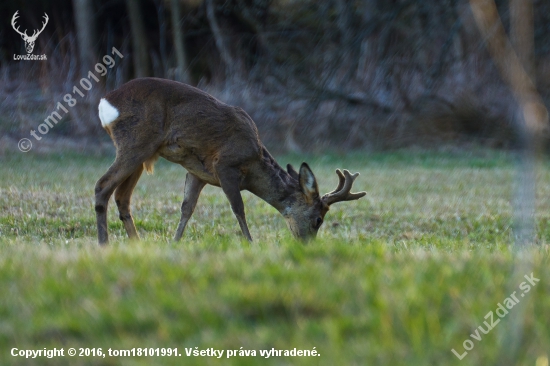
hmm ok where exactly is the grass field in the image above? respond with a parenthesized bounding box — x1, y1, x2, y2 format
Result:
(1, 149, 549, 365)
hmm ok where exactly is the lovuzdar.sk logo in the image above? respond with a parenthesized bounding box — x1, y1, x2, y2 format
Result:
(12, 10, 48, 61)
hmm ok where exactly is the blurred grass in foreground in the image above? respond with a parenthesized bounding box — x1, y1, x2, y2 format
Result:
(0, 149, 549, 365)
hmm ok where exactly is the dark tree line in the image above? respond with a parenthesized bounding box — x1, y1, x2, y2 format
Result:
(1, 0, 550, 150)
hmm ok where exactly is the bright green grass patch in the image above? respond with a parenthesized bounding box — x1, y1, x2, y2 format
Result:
(1, 150, 550, 365)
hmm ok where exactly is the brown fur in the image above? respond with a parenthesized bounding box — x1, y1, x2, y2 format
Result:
(94, 77, 366, 244)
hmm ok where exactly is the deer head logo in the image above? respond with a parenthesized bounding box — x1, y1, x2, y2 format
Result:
(11, 11, 49, 54)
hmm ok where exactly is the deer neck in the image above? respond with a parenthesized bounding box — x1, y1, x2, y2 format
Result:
(247, 147, 297, 213)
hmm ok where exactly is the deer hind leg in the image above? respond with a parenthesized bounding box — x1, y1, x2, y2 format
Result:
(174, 173, 206, 241)
(115, 164, 144, 241)
(216, 166, 253, 242)
(95, 152, 156, 245)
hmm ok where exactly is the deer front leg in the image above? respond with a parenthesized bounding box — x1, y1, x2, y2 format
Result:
(115, 165, 144, 240)
(174, 173, 206, 241)
(216, 167, 253, 241)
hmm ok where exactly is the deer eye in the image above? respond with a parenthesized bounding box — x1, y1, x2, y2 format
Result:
(314, 217, 323, 228)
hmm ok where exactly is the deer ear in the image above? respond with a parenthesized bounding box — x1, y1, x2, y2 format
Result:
(299, 162, 319, 199)
(287, 164, 299, 180)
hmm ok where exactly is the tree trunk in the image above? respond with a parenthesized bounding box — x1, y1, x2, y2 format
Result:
(72, 0, 98, 135)
(205, 0, 238, 81)
(72, 0, 96, 76)
(510, 0, 535, 81)
(126, 0, 151, 77)
(170, 0, 191, 83)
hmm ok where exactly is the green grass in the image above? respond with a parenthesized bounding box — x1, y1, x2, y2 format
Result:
(1, 149, 549, 365)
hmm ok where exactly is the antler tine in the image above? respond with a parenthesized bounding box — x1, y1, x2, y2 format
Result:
(11, 11, 28, 37)
(326, 169, 345, 195)
(41, 13, 49, 30)
(340, 169, 359, 196)
(322, 169, 366, 206)
(30, 13, 48, 40)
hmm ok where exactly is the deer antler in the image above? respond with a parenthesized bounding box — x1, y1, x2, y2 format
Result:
(322, 169, 366, 206)
(28, 13, 48, 41)
(11, 11, 28, 38)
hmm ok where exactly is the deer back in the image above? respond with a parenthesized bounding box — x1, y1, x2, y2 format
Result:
(99, 78, 262, 180)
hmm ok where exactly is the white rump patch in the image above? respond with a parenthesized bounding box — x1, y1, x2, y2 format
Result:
(98, 98, 119, 127)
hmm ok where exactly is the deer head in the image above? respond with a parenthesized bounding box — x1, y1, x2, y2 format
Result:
(282, 163, 366, 240)
(12, 11, 49, 54)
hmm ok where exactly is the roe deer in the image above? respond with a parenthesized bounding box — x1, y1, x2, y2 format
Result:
(95, 78, 366, 244)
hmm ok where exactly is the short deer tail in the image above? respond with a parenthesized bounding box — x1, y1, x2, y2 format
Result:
(143, 153, 160, 175)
